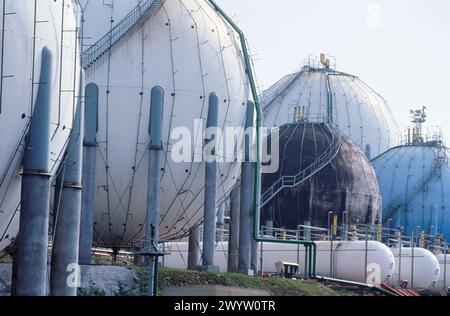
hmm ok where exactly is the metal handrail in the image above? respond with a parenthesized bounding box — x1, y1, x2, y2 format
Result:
(260, 124, 341, 208)
(81, 0, 162, 68)
(382, 146, 444, 223)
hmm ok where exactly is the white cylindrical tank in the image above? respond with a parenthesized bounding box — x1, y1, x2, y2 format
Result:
(82, 0, 251, 246)
(260, 241, 395, 285)
(162, 240, 395, 286)
(0, 0, 80, 251)
(389, 247, 440, 290)
(430, 253, 450, 293)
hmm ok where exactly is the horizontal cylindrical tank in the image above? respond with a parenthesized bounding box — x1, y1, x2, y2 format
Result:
(0, 0, 80, 251)
(389, 247, 440, 290)
(261, 65, 400, 159)
(162, 240, 395, 286)
(430, 253, 450, 293)
(82, 0, 251, 246)
(261, 123, 381, 230)
(372, 143, 450, 239)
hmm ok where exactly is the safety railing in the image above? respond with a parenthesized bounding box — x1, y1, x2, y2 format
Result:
(260, 125, 341, 208)
(82, 0, 162, 68)
(382, 148, 444, 223)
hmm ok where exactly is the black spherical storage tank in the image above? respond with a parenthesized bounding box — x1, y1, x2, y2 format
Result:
(261, 123, 381, 230)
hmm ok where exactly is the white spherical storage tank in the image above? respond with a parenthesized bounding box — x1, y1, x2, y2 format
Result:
(0, 0, 81, 251)
(81, 0, 252, 246)
(260, 65, 400, 159)
(162, 240, 395, 286)
(389, 247, 440, 290)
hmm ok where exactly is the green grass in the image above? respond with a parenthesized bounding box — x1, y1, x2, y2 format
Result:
(133, 266, 355, 296)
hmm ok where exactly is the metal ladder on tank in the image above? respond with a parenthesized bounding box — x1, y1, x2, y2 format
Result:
(382, 145, 446, 223)
(260, 125, 341, 208)
(81, 0, 163, 69)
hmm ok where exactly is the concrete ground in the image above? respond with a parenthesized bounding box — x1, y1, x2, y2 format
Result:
(0, 263, 137, 296)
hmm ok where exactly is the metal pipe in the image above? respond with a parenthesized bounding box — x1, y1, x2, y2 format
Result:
(238, 102, 255, 274)
(265, 220, 274, 237)
(216, 202, 225, 242)
(201, 92, 219, 269)
(411, 231, 415, 289)
(259, 241, 263, 276)
(251, 235, 258, 274)
(227, 182, 240, 273)
(79, 83, 98, 265)
(398, 230, 402, 286)
(146, 86, 164, 296)
(188, 225, 201, 270)
(364, 225, 369, 283)
(444, 241, 448, 292)
(50, 73, 85, 296)
(13, 47, 53, 296)
(342, 212, 348, 241)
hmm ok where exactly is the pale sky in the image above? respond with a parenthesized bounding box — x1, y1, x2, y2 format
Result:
(216, 0, 450, 144)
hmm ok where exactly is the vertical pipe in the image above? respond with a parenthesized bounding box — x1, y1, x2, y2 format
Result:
(329, 239, 333, 277)
(188, 225, 201, 270)
(13, 47, 53, 296)
(216, 203, 225, 242)
(304, 220, 311, 241)
(146, 86, 164, 296)
(201, 93, 219, 270)
(227, 182, 240, 273)
(50, 73, 85, 296)
(364, 225, 369, 283)
(431, 204, 438, 236)
(251, 236, 258, 274)
(259, 242, 263, 275)
(0, 0, 6, 113)
(411, 232, 415, 289)
(238, 101, 255, 274)
(249, 163, 258, 274)
(304, 246, 308, 280)
(444, 242, 447, 292)
(79, 83, 98, 265)
(200, 94, 220, 268)
(265, 220, 274, 237)
(398, 231, 402, 286)
(386, 220, 391, 246)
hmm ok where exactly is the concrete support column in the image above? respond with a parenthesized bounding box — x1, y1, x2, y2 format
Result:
(227, 182, 240, 273)
(188, 225, 201, 270)
(201, 93, 219, 271)
(202, 92, 219, 271)
(265, 220, 274, 237)
(12, 47, 53, 296)
(50, 73, 85, 296)
(79, 83, 98, 265)
(147, 86, 164, 296)
(238, 101, 255, 275)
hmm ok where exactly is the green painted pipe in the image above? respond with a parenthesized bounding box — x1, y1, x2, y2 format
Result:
(206, 3, 393, 294)
(207, 0, 319, 279)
